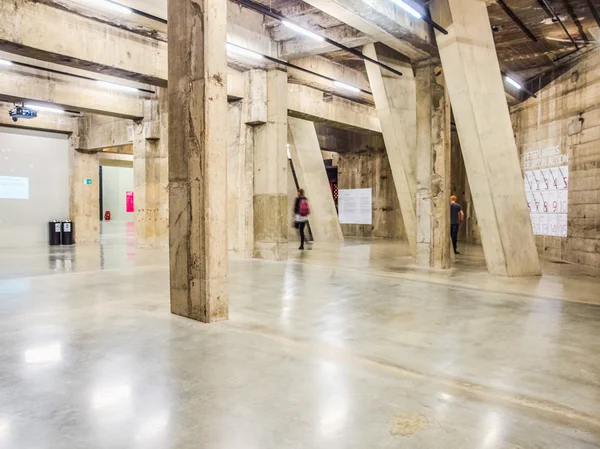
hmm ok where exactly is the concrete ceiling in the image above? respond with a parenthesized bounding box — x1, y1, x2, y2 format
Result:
(239, 0, 600, 88)
(489, 0, 599, 82)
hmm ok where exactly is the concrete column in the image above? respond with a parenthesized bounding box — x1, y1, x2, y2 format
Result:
(363, 43, 417, 255)
(227, 99, 254, 257)
(70, 122, 100, 243)
(168, 0, 228, 322)
(288, 117, 343, 243)
(416, 66, 452, 269)
(431, 0, 541, 276)
(253, 68, 289, 261)
(134, 90, 168, 249)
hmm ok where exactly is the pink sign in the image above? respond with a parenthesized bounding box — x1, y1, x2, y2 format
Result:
(126, 191, 134, 213)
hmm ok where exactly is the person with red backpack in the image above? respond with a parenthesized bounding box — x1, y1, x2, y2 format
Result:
(294, 189, 311, 250)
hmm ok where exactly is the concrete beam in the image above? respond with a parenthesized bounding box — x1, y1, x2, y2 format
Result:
(431, 0, 541, 276)
(364, 43, 417, 254)
(278, 25, 373, 59)
(0, 65, 145, 119)
(0, 0, 168, 86)
(287, 84, 380, 133)
(253, 68, 289, 261)
(288, 117, 343, 243)
(301, 0, 436, 61)
(78, 115, 133, 151)
(415, 65, 451, 269)
(288, 55, 373, 105)
(168, 0, 229, 322)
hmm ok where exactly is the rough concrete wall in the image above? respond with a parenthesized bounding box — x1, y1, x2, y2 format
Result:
(511, 49, 600, 268)
(337, 148, 404, 239)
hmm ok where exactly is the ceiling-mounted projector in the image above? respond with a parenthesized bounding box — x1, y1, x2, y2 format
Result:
(8, 104, 37, 122)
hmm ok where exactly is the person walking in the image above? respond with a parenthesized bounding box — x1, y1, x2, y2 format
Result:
(294, 189, 310, 250)
(450, 195, 464, 255)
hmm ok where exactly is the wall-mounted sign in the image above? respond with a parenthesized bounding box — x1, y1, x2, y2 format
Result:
(524, 153, 568, 237)
(84, 178, 93, 185)
(338, 188, 372, 225)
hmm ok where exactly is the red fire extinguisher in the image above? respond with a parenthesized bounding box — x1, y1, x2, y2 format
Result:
(104, 211, 111, 221)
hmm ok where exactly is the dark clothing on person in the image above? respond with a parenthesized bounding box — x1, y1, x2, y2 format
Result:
(450, 202, 463, 225)
(298, 221, 307, 249)
(450, 224, 460, 254)
(294, 196, 308, 249)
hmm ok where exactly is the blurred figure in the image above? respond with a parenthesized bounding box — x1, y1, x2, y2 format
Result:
(450, 195, 464, 255)
(294, 189, 310, 250)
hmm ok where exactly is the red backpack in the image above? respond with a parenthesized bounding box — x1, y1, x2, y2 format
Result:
(299, 198, 310, 216)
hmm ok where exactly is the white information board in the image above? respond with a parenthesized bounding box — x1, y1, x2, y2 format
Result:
(0, 176, 30, 199)
(524, 165, 568, 237)
(339, 188, 372, 225)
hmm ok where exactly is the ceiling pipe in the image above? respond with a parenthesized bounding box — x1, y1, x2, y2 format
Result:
(226, 42, 373, 96)
(102, 0, 167, 23)
(3, 59, 155, 94)
(560, 0, 589, 43)
(584, 0, 600, 28)
(537, 0, 580, 50)
(496, 0, 538, 42)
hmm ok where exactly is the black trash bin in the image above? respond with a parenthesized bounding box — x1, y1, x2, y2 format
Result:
(49, 221, 62, 246)
(61, 220, 75, 245)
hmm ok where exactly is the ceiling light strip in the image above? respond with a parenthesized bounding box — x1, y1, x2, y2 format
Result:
(226, 42, 371, 96)
(90, 0, 167, 24)
(501, 71, 537, 98)
(5, 60, 155, 94)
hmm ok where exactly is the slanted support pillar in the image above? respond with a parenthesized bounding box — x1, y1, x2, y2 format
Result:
(70, 119, 100, 244)
(416, 66, 451, 269)
(288, 117, 343, 243)
(431, 0, 541, 276)
(252, 68, 289, 261)
(168, 0, 228, 322)
(134, 89, 168, 249)
(363, 43, 417, 255)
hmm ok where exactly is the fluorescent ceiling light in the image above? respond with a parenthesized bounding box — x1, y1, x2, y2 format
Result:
(334, 81, 361, 94)
(226, 43, 264, 61)
(25, 104, 65, 114)
(96, 80, 139, 93)
(392, 0, 422, 19)
(0, 59, 12, 66)
(87, 0, 132, 14)
(505, 76, 522, 90)
(282, 21, 325, 42)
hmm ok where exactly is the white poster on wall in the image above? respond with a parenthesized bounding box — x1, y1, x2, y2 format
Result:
(523, 147, 568, 237)
(339, 188, 372, 225)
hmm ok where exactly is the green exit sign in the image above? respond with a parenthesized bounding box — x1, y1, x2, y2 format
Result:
(84, 178, 93, 185)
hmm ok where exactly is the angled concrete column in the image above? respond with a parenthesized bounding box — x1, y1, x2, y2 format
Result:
(363, 43, 417, 255)
(253, 68, 289, 261)
(168, 0, 228, 322)
(431, 0, 541, 276)
(288, 117, 343, 243)
(70, 123, 99, 244)
(416, 66, 451, 269)
(134, 90, 168, 249)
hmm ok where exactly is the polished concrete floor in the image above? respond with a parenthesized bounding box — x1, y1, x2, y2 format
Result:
(0, 222, 599, 448)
